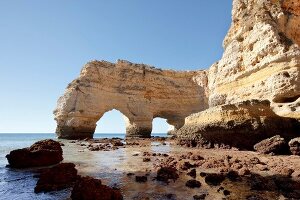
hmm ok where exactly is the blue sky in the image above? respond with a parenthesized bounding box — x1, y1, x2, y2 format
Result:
(0, 0, 232, 133)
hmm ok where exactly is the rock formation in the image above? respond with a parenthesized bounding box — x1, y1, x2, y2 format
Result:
(6, 139, 63, 168)
(176, 100, 300, 150)
(34, 163, 78, 193)
(54, 0, 300, 139)
(207, 0, 300, 119)
(54, 60, 208, 139)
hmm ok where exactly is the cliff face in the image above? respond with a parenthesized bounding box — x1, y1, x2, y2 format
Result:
(54, 0, 300, 139)
(54, 60, 208, 139)
(208, 0, 300, 119)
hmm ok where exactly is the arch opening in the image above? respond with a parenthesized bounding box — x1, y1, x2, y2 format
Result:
(94, 109, 127, 138)
(151, 117, 170, 137)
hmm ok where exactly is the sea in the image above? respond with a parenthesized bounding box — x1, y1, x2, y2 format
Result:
(0, 133, 166, 200)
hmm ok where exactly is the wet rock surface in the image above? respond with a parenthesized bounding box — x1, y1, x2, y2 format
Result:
(6, 139, 63, 168)
(34, 163, 78, 193)
(156, 167, 179, 183)
(71, 176, 123, 200)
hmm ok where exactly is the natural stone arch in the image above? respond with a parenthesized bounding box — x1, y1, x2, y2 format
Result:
(54, 60, 208, 139)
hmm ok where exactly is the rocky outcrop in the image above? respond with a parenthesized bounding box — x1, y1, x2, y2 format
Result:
(71, 176, 123, 200)
(54, 60, 208, 139)
(176, 100, 300, 150)
(207, 0, 300, 119)
(35, 163, 78, 193)
(54, 0, 300, 140)
(6, 139, 63, 168)
(253, 135, 287, 154)
(289, 137, 300, 155)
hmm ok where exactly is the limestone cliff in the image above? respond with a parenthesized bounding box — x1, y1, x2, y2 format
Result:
(176, 100, 300, 149)
(54, 0, 300, 139)
(54, 60, 208, 139)
(207, 0, 300, 119)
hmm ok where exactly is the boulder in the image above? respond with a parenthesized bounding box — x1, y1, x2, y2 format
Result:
(185, 179, 201, 188)
(156, 167, 179, 183)
(71, 176, 123, 200)
(254, 135, 287, 154)
(34, 163, 78, 193)
(6, 139, 63, 168)
(289, 137, 300, 155)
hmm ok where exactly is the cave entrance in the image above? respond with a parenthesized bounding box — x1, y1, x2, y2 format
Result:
(94, 109, 127, 138)
(151, 117, 169, 137)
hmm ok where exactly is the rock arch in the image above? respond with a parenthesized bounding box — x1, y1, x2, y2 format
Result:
(54, 60, 208, 139)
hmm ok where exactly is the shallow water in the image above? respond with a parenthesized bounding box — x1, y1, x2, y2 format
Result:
(0, 133, 166, 200)
(0, 133, 297, 200)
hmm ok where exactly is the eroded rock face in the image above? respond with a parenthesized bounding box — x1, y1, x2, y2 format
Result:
(54, 60, 208, 139)
(207, 0, 300, 119)
(6, 139, 63, 168)
(176, 100, 300, 150)
(54, 0, 300, 140)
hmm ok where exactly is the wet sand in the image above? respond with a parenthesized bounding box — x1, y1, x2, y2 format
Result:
(61, 137, 300, 200)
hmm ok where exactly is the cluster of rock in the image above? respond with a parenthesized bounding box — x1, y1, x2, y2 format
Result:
(6, 140, 123, 200)
(54, 0, 300, 145)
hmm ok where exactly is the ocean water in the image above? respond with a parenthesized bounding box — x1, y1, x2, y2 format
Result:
(0, 133, 167, 200)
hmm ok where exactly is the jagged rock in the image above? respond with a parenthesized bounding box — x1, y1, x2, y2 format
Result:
(135, 176, 147, 183)
(71, 176, 123, 200)
(156, 167, 179, 183)
(6, 139, 63, 168)
(176, 100, 300, 149)
(204, 173, 226, 186)
(254, 135, 287, 154)
(185, 179, 201, 188)
(54, 60, 208, 139)
(289, 137, 300, 155)
(207, 0, 300, 120)
(34, 163, 78, 193)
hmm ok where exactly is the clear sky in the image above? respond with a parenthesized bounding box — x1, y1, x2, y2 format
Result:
(0, 0, 232, 133)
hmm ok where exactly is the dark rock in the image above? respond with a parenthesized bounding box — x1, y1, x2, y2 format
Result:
(289, 137, 300, 155)
(135, 176, 147, 183)
(127, 173, 135, 176)
(111, 140, 124, 146)
(156, 167, 179, 183)
(71, 176, 123, 200)
(187, 169, 196, 178)
(193, 194, 207, 200)
(186, 179, 201, 188)
(223, 190, 230, 196)
(143, 157, 151, 162)
(204, 173, 226, 186)
(254, 135, 287, 155)
(227, 170, 240, 181)
(6, 139, 63, 168)
(190, 154, 204, 161)
(34, 163, 78, 193)
(200, 172, 207, 177)
(179, 161, 195, 170)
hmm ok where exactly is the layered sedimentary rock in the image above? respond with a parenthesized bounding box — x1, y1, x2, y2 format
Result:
(54, 0, 300, 140)
(176, 100, 300, 150)
(207, 0, 300, 119)
(54, 60, 208, 139)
